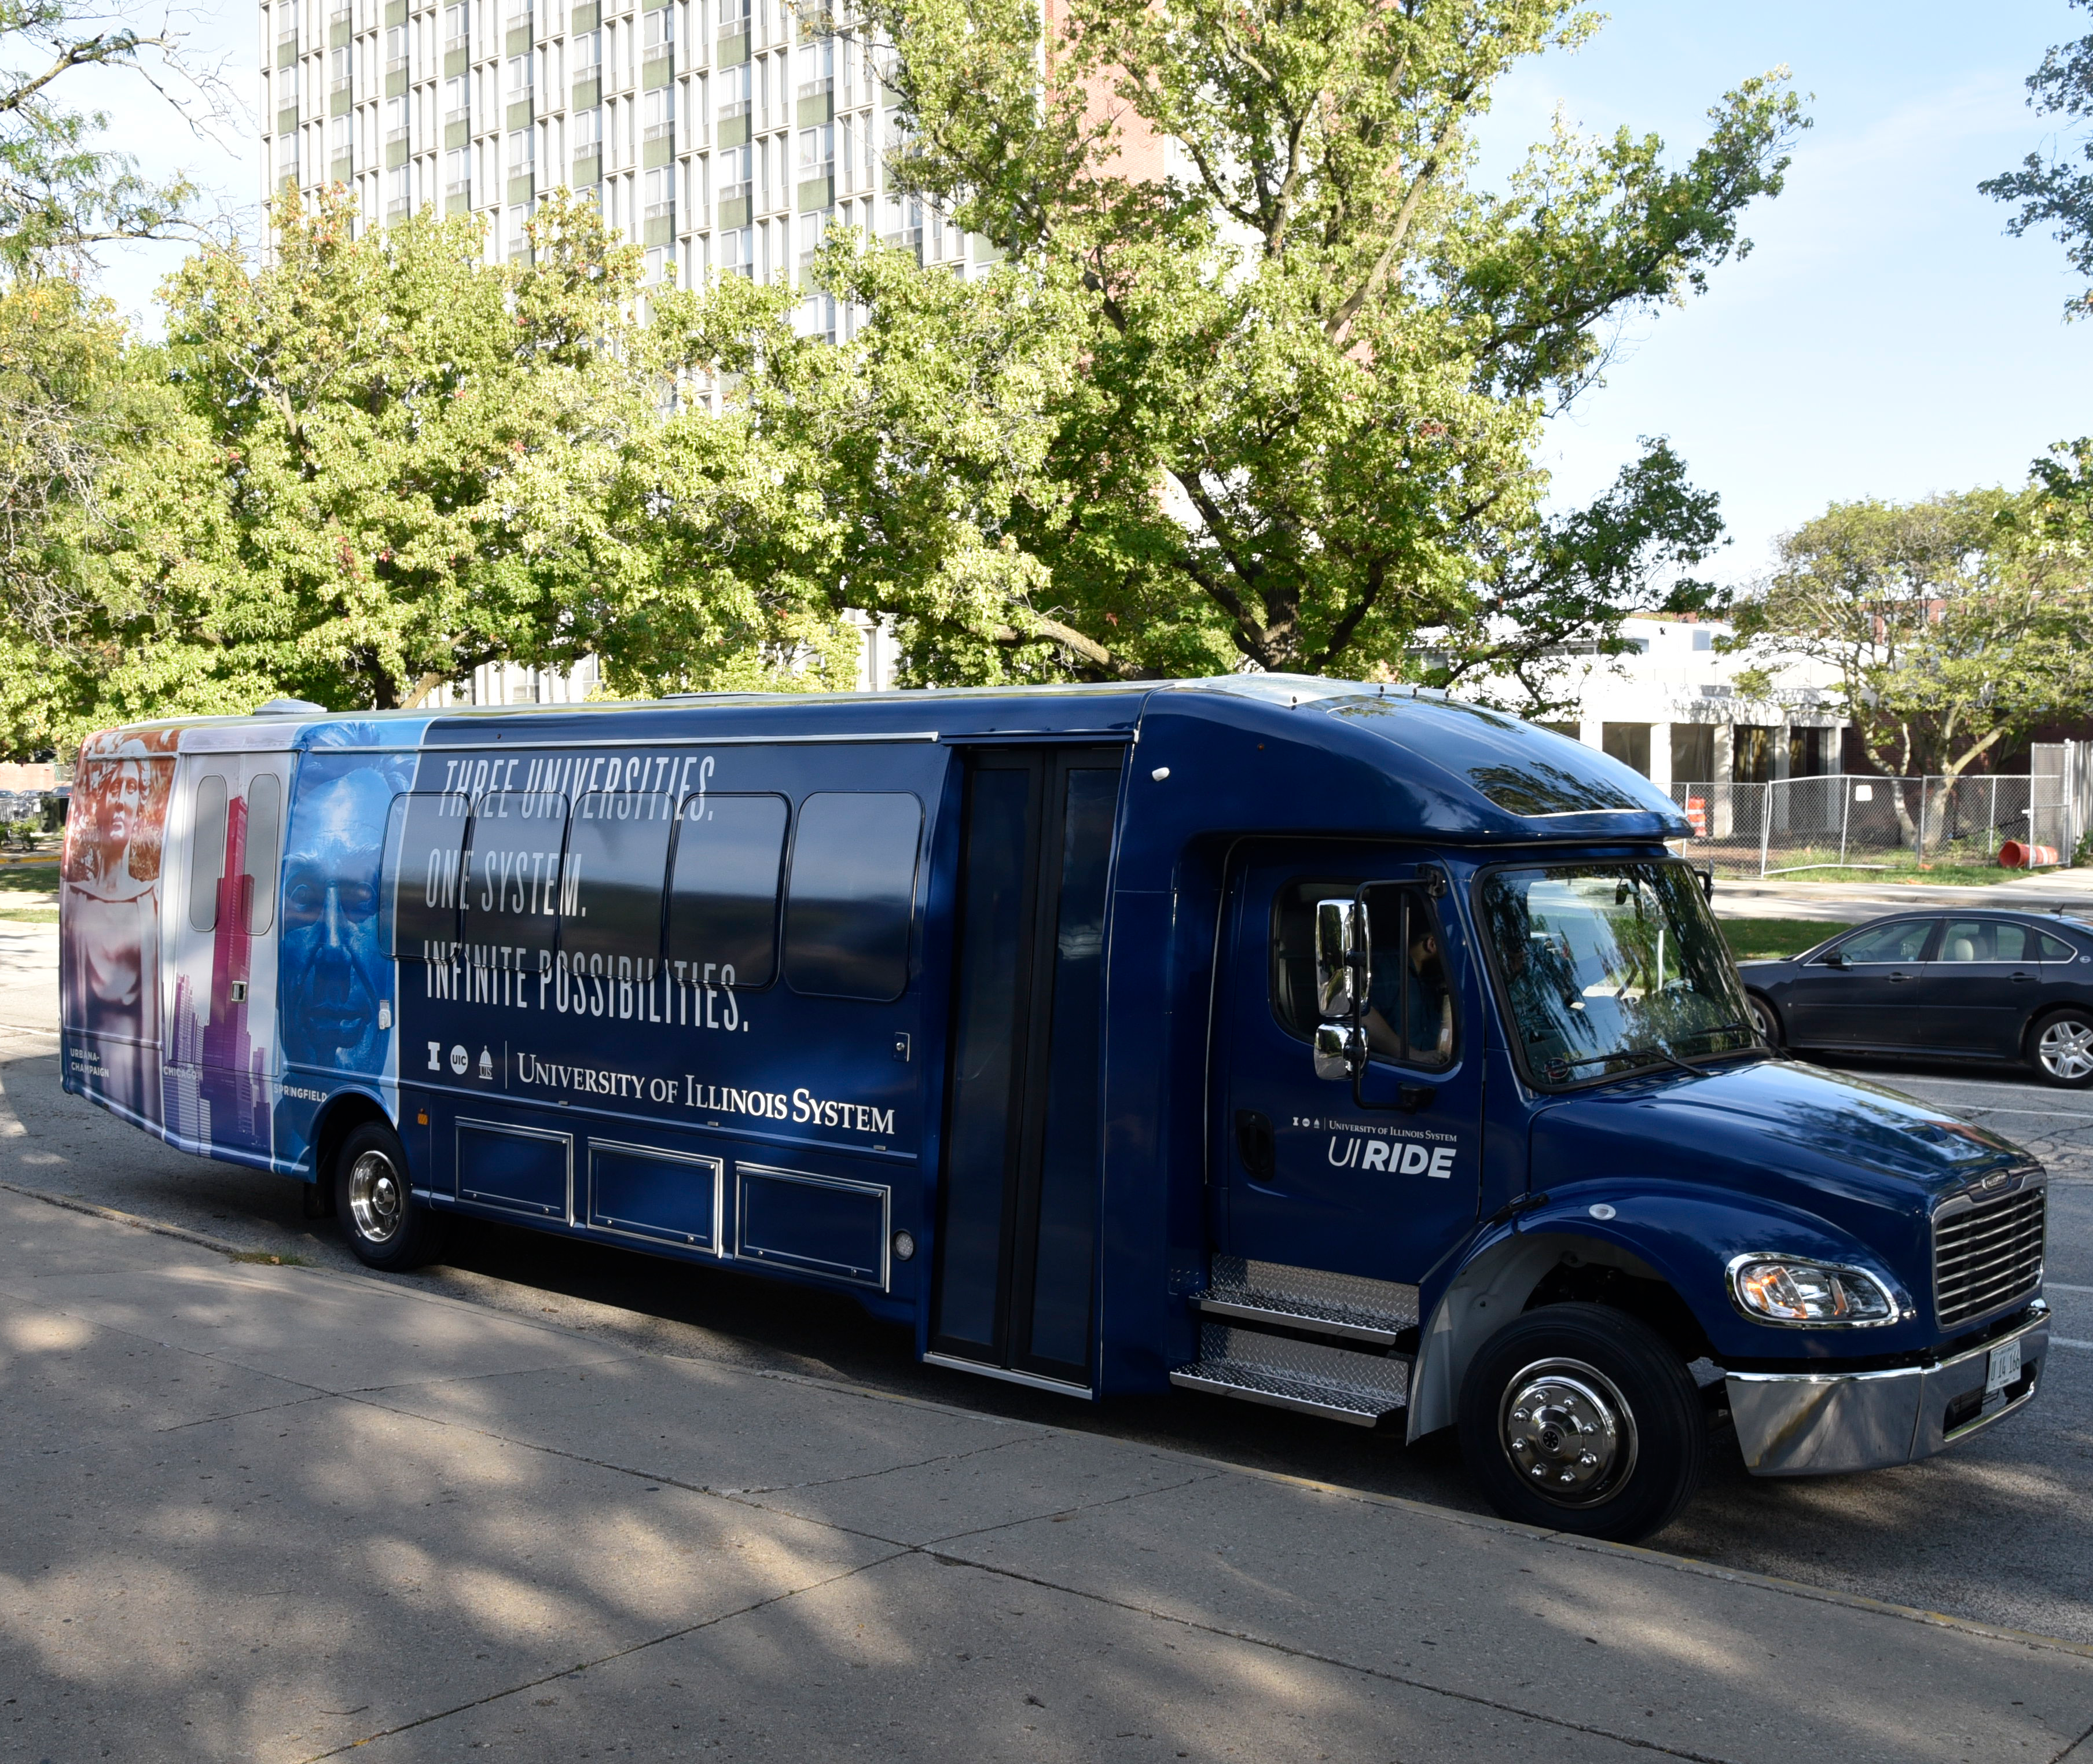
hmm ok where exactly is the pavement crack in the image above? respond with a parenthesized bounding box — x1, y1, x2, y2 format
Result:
(298, 1550, 909, 1763)
(917, 1550, 1751, 1764)
(155, 1391, 334, 1434)
(334, 1389, 935, 1552)
(720, 1429, 1038, 1496)
(339, 1354, 643, 1395)
(915, 1468, 1230, 1549)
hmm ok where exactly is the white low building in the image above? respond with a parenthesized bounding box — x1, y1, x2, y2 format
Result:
(1520, 614, 1849, 796)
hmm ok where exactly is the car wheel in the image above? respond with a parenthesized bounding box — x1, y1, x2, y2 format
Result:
(333, 1120, 446, 1270)
(2030, 1007, 2093, 1089)
(1744, 991, 1783, 1050)
(1458, 1302, 1706, 1544)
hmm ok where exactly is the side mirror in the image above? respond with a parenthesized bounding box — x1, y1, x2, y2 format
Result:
(1314, 897, 1366, 1017)
(1314, 1023, 1365, 1082)
(1314, 896, 1369, 1082)
(1822, 950, 1847, 969)
(1697, 864, 1714, 903)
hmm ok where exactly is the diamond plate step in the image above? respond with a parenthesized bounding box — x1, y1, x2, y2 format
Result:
(1169, 1322, 1409, 1427)
(1194, 1255, 1419, 1346)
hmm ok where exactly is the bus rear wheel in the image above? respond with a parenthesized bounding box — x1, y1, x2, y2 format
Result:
(1457, 1302, 1705, 1544)
(333, 1121, 445, 1271)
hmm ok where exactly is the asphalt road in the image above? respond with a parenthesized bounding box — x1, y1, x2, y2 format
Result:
(9, 928, 2093, 1645)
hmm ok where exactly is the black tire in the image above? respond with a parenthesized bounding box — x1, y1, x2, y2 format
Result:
(333, 1120, 445, 1270)
(2029, 1006, 2093, 1089)
(1458, 1302, 1706, 1544)
(1743, 991, 1783, 1050)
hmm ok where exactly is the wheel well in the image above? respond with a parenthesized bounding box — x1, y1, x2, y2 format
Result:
(1745, 988, 1782, 1039)
(1525, 1256, 1713, 1364)
(2024, 1003, 2091, 1057)
(309, 1093, 392, 1194)
(1407, 1231, 1709, 1441)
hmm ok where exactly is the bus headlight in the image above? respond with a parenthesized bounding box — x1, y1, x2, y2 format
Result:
(1727, 1255, 1898, 1326)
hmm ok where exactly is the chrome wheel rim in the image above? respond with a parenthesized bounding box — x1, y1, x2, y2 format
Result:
(2040, 1018, 2093, 1082)
(347, 1149, 405, 1245)
(1499, 1358, 1637, 1508)
(1746, 998, 1772, 1041)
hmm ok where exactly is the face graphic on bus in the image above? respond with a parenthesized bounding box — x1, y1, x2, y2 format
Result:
(69, 758, 159, 896)
(96, 762, 142, 852)
(279, 769, 393, 1072)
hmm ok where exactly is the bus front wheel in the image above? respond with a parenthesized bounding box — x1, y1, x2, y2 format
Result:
(1457, 1302, 1706, 1544)
(333, 1121, 445, 1271)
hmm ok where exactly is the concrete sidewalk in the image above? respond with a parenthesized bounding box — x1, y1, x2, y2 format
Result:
(4, 1192, 2092, 1764)
(1714, 868, 2093, 924)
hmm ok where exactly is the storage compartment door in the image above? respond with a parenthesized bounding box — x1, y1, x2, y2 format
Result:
(588, 1141, 724, 1250)
(457, 1119, 572, 1220)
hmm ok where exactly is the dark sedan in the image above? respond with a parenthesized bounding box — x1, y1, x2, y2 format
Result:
(1738, 909, 2093, 1086)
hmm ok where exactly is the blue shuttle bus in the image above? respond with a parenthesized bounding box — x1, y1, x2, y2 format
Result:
(58, 677, 2049, 1541)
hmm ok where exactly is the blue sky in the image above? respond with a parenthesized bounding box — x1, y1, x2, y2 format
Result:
(81, 0, 2093, 587)
(1477, 1, 2093, 586)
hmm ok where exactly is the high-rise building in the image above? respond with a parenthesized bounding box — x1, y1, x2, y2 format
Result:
(256, 0, 992, 314)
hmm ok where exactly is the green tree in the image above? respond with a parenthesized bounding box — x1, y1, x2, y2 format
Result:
(0, 0, 234, 754)
(1982, 0, 2093, 316)
(0, 186, 868, 747)
(73, 185, 846, 729)
(0, 270, 146, 751)
(0, 0, 223, 273)
(711, 0, 1800, 690)
(1728, 490, 2093, 837)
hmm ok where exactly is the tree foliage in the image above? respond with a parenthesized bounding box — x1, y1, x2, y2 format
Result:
(0, 0, 233, 751)
(1982, 0, 2093, 317)
(695, 0, 1803, 692)
(0, 187, 874, 748)
(0, 270, 141, 750)
(1729, 490, 2093, 796)
(0, 0, 222, 275)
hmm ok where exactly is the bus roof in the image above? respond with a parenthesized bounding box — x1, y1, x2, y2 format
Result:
(76, 674, 1688, 843)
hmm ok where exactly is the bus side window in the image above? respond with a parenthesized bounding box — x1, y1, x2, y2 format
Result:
(563, 791, 676, 964)
(243, 774, 282, 935)
(188, 774, 229, 932)
(383, 791, 472, 958)
(784, 792, 922, 1002)
(1360, 885, 1455, 1070)
(666, 793, 787, 987)
(461, 792, 566, 960)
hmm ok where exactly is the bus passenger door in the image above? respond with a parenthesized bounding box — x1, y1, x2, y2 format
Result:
(161, 754, 291, 1160)
(928, 747, 1123, 1391)
(1215, 862, 1485, 1287)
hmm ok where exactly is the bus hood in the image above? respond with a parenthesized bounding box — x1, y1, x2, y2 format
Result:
(1530, 1056, 2037, 1217)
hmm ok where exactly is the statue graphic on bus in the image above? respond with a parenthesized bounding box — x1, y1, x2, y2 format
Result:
(61, 731, 178, 1130)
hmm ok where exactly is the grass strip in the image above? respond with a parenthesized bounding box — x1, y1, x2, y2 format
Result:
(1720, 918, 1849, 961)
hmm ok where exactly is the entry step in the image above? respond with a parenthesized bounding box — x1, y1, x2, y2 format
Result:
(1170, 1322, 1409, 1427)
(1195, 1256, 1419, 1346)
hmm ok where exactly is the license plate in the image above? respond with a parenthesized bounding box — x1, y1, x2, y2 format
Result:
(1986, 1338, 2022, 1399)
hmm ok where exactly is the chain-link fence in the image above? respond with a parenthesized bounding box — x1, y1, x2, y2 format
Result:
(1667, 773, 2072, 877)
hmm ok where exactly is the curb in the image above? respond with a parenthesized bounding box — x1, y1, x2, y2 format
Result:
(0, 1177, 251, 1259)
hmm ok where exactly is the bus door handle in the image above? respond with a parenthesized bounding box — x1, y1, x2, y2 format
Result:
(1235, 1110, 1275, 1181)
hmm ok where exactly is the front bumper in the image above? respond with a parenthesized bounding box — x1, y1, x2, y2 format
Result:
(1725, 1303, 2048, 1476)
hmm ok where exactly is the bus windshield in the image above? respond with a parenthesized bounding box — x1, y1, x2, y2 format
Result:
(1479, 862, 1755, 1085)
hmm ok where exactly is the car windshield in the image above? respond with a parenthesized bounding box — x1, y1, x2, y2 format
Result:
(1479, 862, 1756, 1085)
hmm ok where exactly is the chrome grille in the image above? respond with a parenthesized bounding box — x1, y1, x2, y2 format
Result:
(1933, 1185, 2046, 1329)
